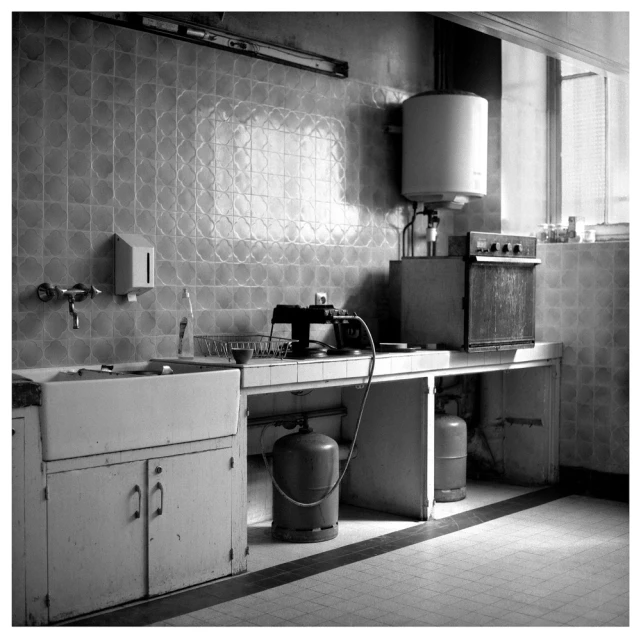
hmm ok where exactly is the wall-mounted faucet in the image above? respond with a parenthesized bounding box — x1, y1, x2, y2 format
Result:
(37, 283, 102, 330)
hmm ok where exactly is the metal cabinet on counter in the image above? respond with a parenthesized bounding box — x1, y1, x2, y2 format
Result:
(46, 447, 235, 622)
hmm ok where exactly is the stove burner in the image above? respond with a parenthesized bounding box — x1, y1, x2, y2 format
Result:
(327, 347, 363, 357)
(287, 345, 328, 359)
(286, 345, 367, 359)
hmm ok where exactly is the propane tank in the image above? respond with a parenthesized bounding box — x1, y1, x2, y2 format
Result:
(434, 408, 468, 502)
(272, 425, 339, 542)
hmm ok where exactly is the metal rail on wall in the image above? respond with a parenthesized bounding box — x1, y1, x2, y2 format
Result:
(80, 12, 349, 78)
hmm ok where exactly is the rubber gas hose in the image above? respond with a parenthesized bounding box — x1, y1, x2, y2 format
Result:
(260, 315, 376, 508)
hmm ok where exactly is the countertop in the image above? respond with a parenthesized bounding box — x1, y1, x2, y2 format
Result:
(13, 343, 563, 403)
(12, 373, 42, 409)
(156, 342, 563, 394)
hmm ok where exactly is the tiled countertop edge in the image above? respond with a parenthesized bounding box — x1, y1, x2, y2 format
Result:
(12, 343, 563, 404)
(156, 342, 563, 390)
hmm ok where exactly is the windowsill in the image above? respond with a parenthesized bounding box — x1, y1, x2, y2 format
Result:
(590, 224, 629, 242)
(538, 239, 629, 246)
(536, 224, 629, 244)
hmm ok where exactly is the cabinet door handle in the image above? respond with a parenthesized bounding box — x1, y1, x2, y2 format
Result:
(133, 484, 141, 519)
(156, 481, 164, 516)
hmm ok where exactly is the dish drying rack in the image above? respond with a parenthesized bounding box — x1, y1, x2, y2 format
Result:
(194, 334, 295, 361)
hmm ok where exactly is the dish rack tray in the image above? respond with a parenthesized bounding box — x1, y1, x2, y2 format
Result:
(194, 334, 295, 360)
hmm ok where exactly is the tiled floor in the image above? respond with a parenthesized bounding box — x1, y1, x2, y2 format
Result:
(430, 480, 542, 519)
(248, 480, 541, 571)
(66, 483, 629, 627)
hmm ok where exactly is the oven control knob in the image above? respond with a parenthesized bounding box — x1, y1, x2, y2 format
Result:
(513, 243, 523, 254)
(503, 243, 512, 253)
(490, 242, 500, 252)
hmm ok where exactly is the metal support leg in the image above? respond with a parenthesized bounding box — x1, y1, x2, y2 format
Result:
(425, 375, 436, 520)
(548, 361, 561, 484)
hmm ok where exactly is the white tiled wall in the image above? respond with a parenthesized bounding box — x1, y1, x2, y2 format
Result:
(536, 242, 629, 474)
(12, 13, 416, 368)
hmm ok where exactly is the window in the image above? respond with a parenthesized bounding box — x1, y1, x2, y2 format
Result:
(500, 41, 629, 241)
(553, 59, 629, 239)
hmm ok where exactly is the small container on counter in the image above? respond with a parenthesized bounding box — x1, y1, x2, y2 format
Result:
(548, 224, 557, 244)
(568, 216, 585, 240)
(555, 224, 568, 243)
(177, 287, 195, 359)
(536, 223, 550, 243)
(583, 229, 596, 243)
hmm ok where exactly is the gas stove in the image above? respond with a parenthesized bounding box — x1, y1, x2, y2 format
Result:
(270, 304, 369, 359)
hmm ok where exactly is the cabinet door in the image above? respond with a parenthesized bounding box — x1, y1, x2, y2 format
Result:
(47, 462, 147, 622)
(12, 418, 25, 626)
(148, 448, 232, 596)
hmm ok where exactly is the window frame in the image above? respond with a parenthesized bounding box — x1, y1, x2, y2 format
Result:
(548, 58, 629, 240)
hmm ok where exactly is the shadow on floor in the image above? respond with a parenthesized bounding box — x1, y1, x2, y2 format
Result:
(248, 503, 418, 546)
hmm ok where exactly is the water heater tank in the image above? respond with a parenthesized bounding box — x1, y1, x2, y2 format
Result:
(402, 90, 488, 209)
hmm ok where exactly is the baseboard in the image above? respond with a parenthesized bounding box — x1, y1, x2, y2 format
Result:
(559, 466, 629, 503)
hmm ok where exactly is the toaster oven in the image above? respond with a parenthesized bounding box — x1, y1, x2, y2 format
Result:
(391, 232, 540, 352)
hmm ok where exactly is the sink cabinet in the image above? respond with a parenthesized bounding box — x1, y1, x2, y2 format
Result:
(12, 364, 248, 626)
(147, 449, 233, 597)
(12, 406, 48, 627)
(12, 417, 26, 626)
(46, 448, 234, 622)
(47, 461, 147, 621)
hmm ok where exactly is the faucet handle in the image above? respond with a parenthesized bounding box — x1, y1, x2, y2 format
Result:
(38, 282, 101, 306)
(36, 283, 55, 301)
(71, 283, 101, 299)
(37, 283, 67, 301)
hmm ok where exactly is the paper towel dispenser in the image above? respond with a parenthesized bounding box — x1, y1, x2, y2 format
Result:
(114, 234, 154, 302)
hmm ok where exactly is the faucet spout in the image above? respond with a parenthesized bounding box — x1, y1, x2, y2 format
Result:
(67, 297, 79, 329)
(37, 282, 100, 329)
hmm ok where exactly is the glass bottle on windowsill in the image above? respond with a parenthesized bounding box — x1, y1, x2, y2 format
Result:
(536, 223, 550, 243)
(178, 287, 195, 359)
(555, 224, 568, 243)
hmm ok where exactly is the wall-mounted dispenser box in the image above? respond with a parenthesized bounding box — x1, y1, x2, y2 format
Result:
(114, 234, 155, 302)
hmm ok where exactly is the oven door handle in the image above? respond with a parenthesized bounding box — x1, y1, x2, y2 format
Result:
(468, 256, 541, 265)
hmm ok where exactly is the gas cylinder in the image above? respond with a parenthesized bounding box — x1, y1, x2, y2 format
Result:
(434, 411, 468, 502)
(271, 426, 339, 542)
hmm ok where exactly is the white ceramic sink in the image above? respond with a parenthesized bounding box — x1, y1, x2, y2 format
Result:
(20, 362, 241, 461)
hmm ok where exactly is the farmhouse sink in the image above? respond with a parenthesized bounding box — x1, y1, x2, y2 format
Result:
(19, 362, 241, 461)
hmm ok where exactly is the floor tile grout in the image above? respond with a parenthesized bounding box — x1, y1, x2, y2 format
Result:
(61, 488, 628, 627)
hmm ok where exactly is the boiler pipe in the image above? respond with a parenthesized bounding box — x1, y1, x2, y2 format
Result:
(248, 406, 347, 429)
(402, 202, 418, 258)
(479, 371, 505, 473)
